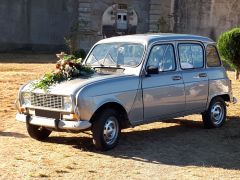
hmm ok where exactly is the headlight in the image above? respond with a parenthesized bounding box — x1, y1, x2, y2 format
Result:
(21, 92, 31, 106)
(63, 96, 72, 111)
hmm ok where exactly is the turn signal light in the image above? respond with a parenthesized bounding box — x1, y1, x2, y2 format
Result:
(63, 113, 78, 120)
(20, 107, 26, 113)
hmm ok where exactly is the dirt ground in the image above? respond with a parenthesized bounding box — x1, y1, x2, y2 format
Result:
(0, 56, 240, 179)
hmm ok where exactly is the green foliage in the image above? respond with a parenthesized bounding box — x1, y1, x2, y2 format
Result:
(72, 49, 86, 60)
(63, 54, 76, 61)
(33, 72, 64, 92)
(157, 17, 169, 33)
(32, 53, 95, 91)
(217, 28, 240, 70)
(64, 22, 79, 54)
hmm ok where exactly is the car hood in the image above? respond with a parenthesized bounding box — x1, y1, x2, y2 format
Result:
(22, 73, 135, 96)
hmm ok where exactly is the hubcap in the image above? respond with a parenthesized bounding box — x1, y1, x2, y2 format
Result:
(103, 116, 119, 145)
(211, 102, 224, 125)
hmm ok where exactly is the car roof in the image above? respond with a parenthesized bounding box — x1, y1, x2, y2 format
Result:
(97, 33, 214, 45)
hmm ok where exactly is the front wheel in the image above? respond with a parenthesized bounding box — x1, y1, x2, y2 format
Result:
(92, 109, 121, 151)
(26, 123, 52, 140)
(202, 97, 226, 128)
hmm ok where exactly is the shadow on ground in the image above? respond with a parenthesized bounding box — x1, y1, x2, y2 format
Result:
(0, 53, 57, 63)
(0, 131, 27, 138)
(46, 116, 240, 170)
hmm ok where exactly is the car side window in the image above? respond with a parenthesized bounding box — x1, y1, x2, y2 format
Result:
(147, 44, 176, 72)
(179, 43, 204, 69)
(206, 45, 221, 67)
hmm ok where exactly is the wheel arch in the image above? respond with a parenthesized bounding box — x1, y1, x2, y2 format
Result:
(207, 94, 230, 108)
(203, 94, 227, 128)
(218, 94, 230, 102)
(90, 102, 131, 129)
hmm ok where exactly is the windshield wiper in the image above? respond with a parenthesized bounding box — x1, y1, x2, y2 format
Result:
(101, 46, 120, 67)
(93, 66, 125, 75)
(103, 53, 119, 66)
(90, 54, 103, 66)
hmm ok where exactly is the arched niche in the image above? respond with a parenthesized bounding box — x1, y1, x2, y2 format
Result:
(101, 4, 138, 38)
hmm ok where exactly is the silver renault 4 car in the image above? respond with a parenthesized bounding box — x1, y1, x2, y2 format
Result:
(16, 34, 237, 150)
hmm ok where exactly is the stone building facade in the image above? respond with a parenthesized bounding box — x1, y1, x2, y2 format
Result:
(0, 0, 239, 52)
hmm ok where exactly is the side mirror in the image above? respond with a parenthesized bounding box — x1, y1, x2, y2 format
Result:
(146, 66, 159, 75)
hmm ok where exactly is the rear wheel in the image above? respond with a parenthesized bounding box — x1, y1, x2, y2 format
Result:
(26, 123, 52, 140)
(92, 109, 121, 151)
(202, 97, 226, 128)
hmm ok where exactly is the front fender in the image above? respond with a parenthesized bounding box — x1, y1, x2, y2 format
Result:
(75, 76, 141, 121)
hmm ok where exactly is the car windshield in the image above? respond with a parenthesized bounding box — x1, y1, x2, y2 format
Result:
(85, 43, 145, 67)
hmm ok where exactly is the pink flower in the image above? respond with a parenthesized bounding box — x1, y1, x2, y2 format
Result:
(56, 63, 61, 69)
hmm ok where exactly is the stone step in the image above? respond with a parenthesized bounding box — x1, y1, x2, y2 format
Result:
(78, 2, 92, 9)
(150, 0, 164, 5)
(78, 7, 91, 13)
(150, 5, 168, 11)
(78, 0, 92, 3)
(150, 3, 163, 7)
(78, 1, 92, 15)
(149, 10, 161, 15)
(149, 26, 158, 32)
(78, 1, 92, 30)
(78, 0, 92, 13)
(149, 14, 161, 20)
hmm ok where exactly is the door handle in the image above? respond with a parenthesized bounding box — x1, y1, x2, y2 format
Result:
(172, 76, 182, 80)
(198, 73, 207, 78)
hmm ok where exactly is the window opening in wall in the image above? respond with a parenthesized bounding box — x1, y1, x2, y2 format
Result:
(118, 4, 127, 10)
(101, 4, 138, 37)
(117, 12, 128, 30)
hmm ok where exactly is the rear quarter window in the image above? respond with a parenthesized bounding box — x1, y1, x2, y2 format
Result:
(206, 45, 221, 67)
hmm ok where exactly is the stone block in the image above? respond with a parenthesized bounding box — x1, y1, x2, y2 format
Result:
(78, 7, 91, 13)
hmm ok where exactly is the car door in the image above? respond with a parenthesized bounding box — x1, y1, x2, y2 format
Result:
(142, 43, 185, 121)
(178, 42, 209, 113)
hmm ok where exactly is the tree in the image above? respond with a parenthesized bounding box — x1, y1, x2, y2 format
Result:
(217, 28, 240, 80)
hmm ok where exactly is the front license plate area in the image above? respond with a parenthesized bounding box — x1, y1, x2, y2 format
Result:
(35, 109, 60, 119)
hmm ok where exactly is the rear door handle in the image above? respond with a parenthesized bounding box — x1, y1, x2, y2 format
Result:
(198, 73, 207, 78)
(172, 76, 182, 80)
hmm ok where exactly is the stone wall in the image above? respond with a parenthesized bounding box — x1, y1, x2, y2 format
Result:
(0, 0, 78, 52)
(173, 0, 212, 36)
(0, 0, 240, 52)
(0, 0, 149, 52)
(77, 0, 150, 51)
(149, 0, 172, 32)
(210, 0, 240, 39)
(173, 0, 240, 40)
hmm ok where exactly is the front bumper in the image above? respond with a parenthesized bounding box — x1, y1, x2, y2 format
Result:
(16, 113, 91, 131)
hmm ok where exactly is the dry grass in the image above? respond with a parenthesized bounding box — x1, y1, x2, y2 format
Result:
(0, 58, 240, 179)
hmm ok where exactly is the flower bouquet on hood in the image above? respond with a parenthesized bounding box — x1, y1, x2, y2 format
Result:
(32, 52, 95, 91)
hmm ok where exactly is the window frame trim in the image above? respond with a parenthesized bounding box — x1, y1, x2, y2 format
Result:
(145, 43, 177, 73)
(177, 42, 205, 70)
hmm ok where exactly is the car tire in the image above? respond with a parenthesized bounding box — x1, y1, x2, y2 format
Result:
(92, 109, 121, 151)
(202, 97, 226, 128)
(26, 123, 52, 140)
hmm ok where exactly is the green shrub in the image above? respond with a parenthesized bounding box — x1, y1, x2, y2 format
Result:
(217, 28, 240, 79)
(72, 49, 86, 60)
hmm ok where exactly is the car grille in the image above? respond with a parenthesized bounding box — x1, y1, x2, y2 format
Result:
(31, 93, 63, 109)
